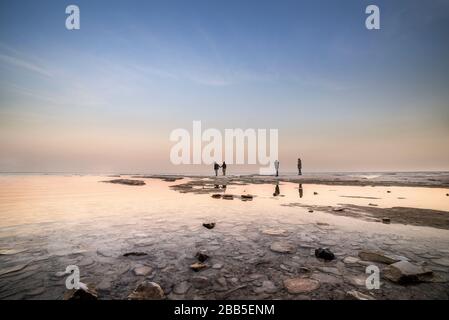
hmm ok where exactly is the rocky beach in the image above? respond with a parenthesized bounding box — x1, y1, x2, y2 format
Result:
(1, 172, 449, 300)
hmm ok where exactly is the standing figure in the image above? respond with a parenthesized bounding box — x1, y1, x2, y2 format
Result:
(221, 161, 227, 176)
(297, 158, 302, 175)
(213, 162, 220, 176)
(274, 160, 280, 177)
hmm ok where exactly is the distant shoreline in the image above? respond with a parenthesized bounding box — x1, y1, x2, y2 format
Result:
(1, 171, 449, 188)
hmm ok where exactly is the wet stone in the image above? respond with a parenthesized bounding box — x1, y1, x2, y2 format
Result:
(315, 248, 335, 261)
(123, 252, 147, 257)
(133, 265, 153, 276)
(195, 251, 209, 262)
(192, 276, 209, 289)
(261, 229, 289, 237)
(431, 258, 449, 267)
(346, 290, 375, 300)
(343, 256, 360, 264)
(202, 223, 216, 230)
(384, 261, 434, 284)
(358, 250, 407, 264)
(254, 280, 278, 294)
(128, 281, 165, 300)
(64, 284, 98, 300)
(190, 262, 208, 272)
(270, 242, 296, 254)
(173, 281, 191, 294)
(283, 278, 320, 294)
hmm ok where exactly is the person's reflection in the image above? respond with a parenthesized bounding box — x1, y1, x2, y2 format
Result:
(273, 183, 280, 197)
(298, 184, 303, 198)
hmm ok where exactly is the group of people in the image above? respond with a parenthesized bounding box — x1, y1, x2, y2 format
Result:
(274, 158, 302, 176)
(213, 158, 303, 176)
(213, 161, 227, 176)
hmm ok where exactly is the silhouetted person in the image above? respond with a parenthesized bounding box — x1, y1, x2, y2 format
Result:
(273, 183, 280, 196)
(297, 158, 302, 175)
(213, 162, 219, 176)
(298, 184, 303, 198)
(221, 162, 227, 176)
(274, 160, 280, 177)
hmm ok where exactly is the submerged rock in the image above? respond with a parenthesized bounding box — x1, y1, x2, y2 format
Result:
(202, 222, 216, 229)
(128, 281, 164, 300)
(384, 261, 433, 284)
(104, 179, 145, 186)
(315, 248, 335, 261)
(64, 284, 98, 300)
(270, 242, 296, 254)
(283, 278, 320, 294)
(190, 262, 208, 272)
(191, 276, 210, 289)
(173, 281, 191, 294)
(346, 290, 375, 300)
(123, 251, 147, 257)
(195, 251, 209, 262)
(261, 229, 289, 237)
(343, 256, 360, 264)
(358, 250, 407, 264)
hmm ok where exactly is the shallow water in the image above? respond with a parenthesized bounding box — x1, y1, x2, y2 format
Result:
(0, 175, 449, 300)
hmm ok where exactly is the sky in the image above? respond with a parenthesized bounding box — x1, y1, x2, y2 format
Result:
(0, 0, 448, 173)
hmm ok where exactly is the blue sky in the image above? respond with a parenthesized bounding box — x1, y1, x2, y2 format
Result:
(0, 0, 448, 173)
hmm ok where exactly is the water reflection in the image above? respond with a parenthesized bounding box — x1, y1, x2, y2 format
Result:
(298, 184, 303, 198)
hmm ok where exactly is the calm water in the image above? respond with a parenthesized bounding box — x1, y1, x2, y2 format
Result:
(0, 175, 449, 299)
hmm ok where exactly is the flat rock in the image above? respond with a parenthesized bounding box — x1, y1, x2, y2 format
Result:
(173, 281, 191, 294)
(261, 229, 289, 237)
(104, 179, 145, 186)
(133, 265, 153, 276)
(128, 281, 164, 300)
(0, 262, 30, 276)
(343, 256, 360, 264)
(384, 261, 433, 284)
(192, 276, 209, 289)
(0, 248, 28, 255)
(358, 250, 407, 264)
(311, 273, 342, 284)
(190, 262, 208, 272)
(283, 278, 320, 294)
(254, 280, 278, 294)
(270, 242, 296, 254)
(431, 258, 449, 267)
